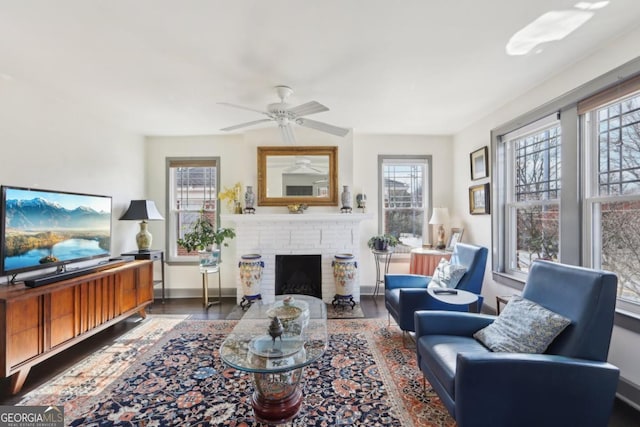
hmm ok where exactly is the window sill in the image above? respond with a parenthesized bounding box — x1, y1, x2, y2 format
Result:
(389, 253, 410, 263)
(492, 271, 525, 290)
(614, 309, 640, 334)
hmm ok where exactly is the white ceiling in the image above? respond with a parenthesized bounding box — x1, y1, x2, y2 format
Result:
(1, 0, 640, 136)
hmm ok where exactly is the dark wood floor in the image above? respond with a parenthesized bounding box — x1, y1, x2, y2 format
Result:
(1, 296, 638, 426)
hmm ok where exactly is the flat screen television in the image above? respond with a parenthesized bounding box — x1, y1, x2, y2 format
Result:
(0, 185, 112, 280)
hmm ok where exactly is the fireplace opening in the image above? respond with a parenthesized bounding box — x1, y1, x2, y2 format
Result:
(275, 255, 322, 298)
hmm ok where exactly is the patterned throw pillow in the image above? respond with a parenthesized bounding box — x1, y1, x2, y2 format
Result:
(428, 258, 467, 289)
(473, 296, 571, 354)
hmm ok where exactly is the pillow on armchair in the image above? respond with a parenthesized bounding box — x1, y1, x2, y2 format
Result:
(473, 296, 571, 353)
(428, 258, 467, 288)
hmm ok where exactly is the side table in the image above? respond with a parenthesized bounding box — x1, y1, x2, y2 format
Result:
(121, 250, 165, 303)
(496, 295, 514, 314)
(427, 288, 479, 313)
(372, 249, 393, 297)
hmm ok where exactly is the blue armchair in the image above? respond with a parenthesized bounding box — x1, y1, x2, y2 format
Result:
(415, 260, 620, 427)
(385, 243, 488, 333)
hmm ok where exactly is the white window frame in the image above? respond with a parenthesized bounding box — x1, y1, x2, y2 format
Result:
(378, 155, 432, 255)
(165, 157, 220, 263)
(503, 115, 561, 279)
(583, 91, 640, 315)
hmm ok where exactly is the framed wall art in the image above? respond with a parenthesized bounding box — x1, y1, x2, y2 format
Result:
(469, 183, 490, 215)
(470, 146, 489, 180)
(446, 227, 464, 251)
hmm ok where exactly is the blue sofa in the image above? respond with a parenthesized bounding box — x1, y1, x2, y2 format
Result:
(415, 260, 620, 427)
(385, 243, 488, 333)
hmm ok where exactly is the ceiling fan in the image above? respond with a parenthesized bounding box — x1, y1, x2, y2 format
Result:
(283, 157, 326, 174)
(219, 85, 350, 144)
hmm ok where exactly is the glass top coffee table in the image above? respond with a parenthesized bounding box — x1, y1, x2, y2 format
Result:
(220, 295, 327, 424)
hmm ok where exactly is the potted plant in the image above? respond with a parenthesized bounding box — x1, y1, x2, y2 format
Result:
(367, 234, 399, 251)
(177, 208, 236, 267)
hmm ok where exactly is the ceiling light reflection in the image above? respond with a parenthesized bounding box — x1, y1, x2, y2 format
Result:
(574, 1, 609, 10)
(506, 10, 593, 56)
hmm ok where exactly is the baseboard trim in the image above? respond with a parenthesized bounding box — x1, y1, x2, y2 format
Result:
(154, 288, 237, 300)
(155, 287, 388, 300)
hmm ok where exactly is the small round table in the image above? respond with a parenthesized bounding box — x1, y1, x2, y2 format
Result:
(427, 288, 479, 313)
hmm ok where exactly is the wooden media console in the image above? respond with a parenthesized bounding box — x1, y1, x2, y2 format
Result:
(0, 260, 154, 394)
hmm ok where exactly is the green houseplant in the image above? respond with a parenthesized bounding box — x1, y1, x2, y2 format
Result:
(367, 233, 399, 251)
(177, 208, 236, 266)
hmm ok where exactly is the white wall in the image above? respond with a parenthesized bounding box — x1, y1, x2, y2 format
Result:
(145, 131, 454, 295)
(353, 134, 455, 286)
(452, 27, 640, 392)
(0, 73, 146, 281)
(145, 127, 353, 295)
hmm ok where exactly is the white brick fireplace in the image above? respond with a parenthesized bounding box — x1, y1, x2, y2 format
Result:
(221, 213, 371, 304)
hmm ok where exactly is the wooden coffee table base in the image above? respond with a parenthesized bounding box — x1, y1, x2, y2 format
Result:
(251, 368, 304, 424)
(251, 386, 303, 424)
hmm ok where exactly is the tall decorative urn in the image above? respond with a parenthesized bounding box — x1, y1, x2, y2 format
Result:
(332, 253, 358, 296)
(239, 254, 264, 300)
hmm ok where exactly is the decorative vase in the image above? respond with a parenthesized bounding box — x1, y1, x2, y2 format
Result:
(244, 186, 255, 210)
(239, 254, 264, 297)
(341, 185, 352, 209)
(198, 247, 220, 268)
(332, 253, 358, 296)
(136, 221, 152, 251)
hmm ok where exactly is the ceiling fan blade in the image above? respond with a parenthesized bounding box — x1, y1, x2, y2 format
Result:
(221, 118, 272, 131)
(288, 101, 329, 117)
(280, 124, 296, 145)
(295, 118, 350, 137)
(217, 102, 269, 115)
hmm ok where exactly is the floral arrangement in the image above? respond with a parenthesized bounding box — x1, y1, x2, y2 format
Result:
(218, 182, 243, 212)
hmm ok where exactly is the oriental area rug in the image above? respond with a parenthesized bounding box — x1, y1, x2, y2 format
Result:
(18, 316, 455, 426)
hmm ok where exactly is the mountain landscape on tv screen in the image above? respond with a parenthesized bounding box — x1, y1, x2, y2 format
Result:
(6, 197, 110, 230)
(3, 197, 111, 270)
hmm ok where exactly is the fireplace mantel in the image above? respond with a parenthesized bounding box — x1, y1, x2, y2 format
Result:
(221, 213, 372, 223)
(221, 212, 373, 304)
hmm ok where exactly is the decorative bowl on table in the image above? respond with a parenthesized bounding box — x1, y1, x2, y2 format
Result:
(266, 301, 307, 335)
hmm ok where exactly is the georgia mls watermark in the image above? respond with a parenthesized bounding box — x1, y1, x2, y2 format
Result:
(0, 406, 64, 427)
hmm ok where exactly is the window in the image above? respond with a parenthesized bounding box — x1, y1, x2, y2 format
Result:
(166, 158, 219, 262)
(493, 67, 640, 319)
(378, 156, 431, 254)
(584, 92, 640, 309)
(503, 117, 561, 277)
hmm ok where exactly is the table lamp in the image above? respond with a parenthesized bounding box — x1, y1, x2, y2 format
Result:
(119, 200, 164, 251)
(429, 207, 450, 250)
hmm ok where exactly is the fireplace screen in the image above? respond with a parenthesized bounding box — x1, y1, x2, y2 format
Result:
(275, 255, 322, 298)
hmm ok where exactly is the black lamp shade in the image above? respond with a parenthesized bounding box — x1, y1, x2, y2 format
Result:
(119, 200, 164, 221)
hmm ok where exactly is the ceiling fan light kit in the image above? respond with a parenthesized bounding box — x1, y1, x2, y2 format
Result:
(219, 85, 349, 144)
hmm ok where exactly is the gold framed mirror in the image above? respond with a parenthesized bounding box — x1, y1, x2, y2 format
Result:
(257, 146, 338, 206)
